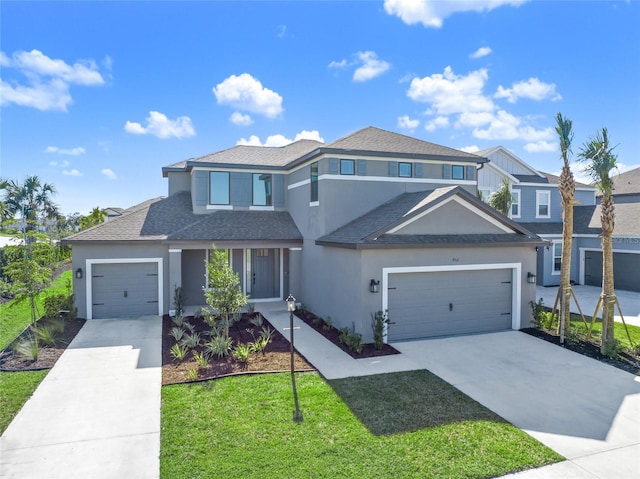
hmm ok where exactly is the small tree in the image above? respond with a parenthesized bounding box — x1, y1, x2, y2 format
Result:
(204, 245, 248, 337)
(80, 207, 108, 230)
(5, 247, 52, 321)
(489, 178, 513, 216)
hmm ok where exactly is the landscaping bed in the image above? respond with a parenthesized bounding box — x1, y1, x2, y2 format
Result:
(161, 313, 314, 385)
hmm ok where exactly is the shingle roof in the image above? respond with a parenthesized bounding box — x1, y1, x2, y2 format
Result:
(598, 166, 640, 197)
(63, 192, 302, 244)
(538, 171, 592, 188)
(317, 186, 543, 249)
(513, 174, 549, 184)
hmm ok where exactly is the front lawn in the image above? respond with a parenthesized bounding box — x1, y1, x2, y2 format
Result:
(161, 371, 562, 478)
(0, 370, 48, 434)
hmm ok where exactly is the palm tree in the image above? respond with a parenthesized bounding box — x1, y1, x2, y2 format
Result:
(489, 178, 513, 216)
(578, 128, 618, 352)
(555, 113, 575, 343)
(2, 175, 59, 232)
(80, 207, 108, 230)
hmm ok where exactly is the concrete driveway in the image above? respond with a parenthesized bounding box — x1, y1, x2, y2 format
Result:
(0, 316, 162, 479)
(393, 331, 640, 479)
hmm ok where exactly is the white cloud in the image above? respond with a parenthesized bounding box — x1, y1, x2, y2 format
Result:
(524, 140, 556, 153)
(0, 49, 105, 111)
(124, 111, 195, 139)
(468, 110, 554, 141)
(459, 145, 480, 153)
(101, 168, 117, 180)
(49, 159, 71, 167)
(384, 0, 528, 28)
(424, 116, 449, 132)
(397, 115, 420, 131)
(329, 51, 391, 82)
(45, 146, 86, 156)
(495, 77, 562, 103)
(213, 73, 283, 118)
(62, 169, 82, 176)
(276, 25, 287, 38)
(470, 47, 492, 59)
(353, 51, 391, 82)
(230, 112, 254, 126)
(408, 66, 493, 115)
(236, 130, 324, 147)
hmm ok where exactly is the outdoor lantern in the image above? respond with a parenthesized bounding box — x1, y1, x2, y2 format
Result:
(75, 268, 83, 279)
(527, 272, 536, 284)
(369, 279, 380, 293)
(286, 294, 296, 312)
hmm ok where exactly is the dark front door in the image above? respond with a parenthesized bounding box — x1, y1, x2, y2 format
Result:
(251, 249, 276, 298)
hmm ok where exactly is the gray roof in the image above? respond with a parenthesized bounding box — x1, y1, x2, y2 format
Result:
(163, 126, 486, 175)
(519, 202, 640, 237)
(317, 186, 543, 249)
(513, 174, 549, 184)
(597, 167, 640, 197)
(63, 191, 302, 244)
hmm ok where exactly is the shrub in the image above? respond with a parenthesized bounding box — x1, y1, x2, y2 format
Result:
(188, 368, 198, 381)
(250, 335, 269, 355)
(602, 338, 623, 358)
(170, 343, 188, 362)
(180, 331, 202, 349)
(565, 326, 582, 344)
(43, 291, 75, 319)
(323, 316, 333, 331)
(33, 322, 62, 347)
(339, 324, 363, 354)
(173, 285, 184, 319)
(192, 351, 209, 369)
(529, 299, 548, 328)
(172, 314, 186, 328)
(371, 310, 390, 350)
(169, 327, 185, 342)
(247, 303, 256, 315)
(232, 343, 251, 363)
(205, 335, 232, 358)
(15, 336, 39, 361)
(249, 313, 263, 328)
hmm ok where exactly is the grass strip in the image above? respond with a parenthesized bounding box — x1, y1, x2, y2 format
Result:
(0, 370, 48, 434)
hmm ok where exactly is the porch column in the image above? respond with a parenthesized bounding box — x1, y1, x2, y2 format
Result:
(168, 248, 182, 313)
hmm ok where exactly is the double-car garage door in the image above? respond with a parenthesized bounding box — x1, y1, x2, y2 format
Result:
(387, 268, 513, 341)
(584, 251, 640, 292)
(91, 262, 159, 319)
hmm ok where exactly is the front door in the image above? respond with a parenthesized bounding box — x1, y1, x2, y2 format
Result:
(251, 249, 277, 298)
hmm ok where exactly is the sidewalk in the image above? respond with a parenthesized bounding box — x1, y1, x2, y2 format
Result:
(0, 316, 162, 479)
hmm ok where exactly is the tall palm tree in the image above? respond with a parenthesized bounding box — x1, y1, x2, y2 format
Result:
(556, 113, 575, 343)
(579, 128, 618, 352)
(2, 175, 59, 231)
(489, 178, 513, 216)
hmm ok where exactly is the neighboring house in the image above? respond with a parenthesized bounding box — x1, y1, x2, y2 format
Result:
(477, 146, 640, 292)
(63, 127, 544, 343)
(104, 207, 125, 222)
(596, 166, 640, 204)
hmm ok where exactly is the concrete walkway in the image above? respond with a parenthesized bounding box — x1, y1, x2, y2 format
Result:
(537, 284, 640, 327)
(0, 316, 162, 479)
(258, 301, 640, 479)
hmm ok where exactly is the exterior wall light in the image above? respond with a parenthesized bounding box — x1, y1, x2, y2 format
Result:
(527, 272, 536, 284)
(369, 279, 380, 293)
(75, 268, 83, 279)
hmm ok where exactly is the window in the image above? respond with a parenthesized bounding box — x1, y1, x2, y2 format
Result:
(398, 162, 412, 178)
(452, 165, 465, 180)
(536, 190, 551, 218)
(511, 190, 521, 218)
(209, 172, 230, 205)
(552, 242, 562, 274)
(479, 188, 492, 203)
(252, 173, 272, 206)
(340, 159, 355, 175)
(310, 162, 318, 202)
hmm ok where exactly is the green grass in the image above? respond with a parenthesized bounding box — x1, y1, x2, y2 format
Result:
(161, 371, 562, 479)
(0, 370, 48, 434)
(0, 269, 72, 349)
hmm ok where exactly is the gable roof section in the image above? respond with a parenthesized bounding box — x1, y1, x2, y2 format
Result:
(62, 192, 302, 244)
(163, 126, 486, 176)
(476, 146, 542, 177)
(598, 166, 640, 197)
(316, 186, 544, 249)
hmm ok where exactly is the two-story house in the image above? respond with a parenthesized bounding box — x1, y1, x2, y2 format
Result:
(64, 127, 544, 343)
(477, 147, 640, 292)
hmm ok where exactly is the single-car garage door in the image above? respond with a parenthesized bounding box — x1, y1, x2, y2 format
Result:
(387, 268, 513, 341)
(585, 251, 640, 292)
(91, 263, 159, 319)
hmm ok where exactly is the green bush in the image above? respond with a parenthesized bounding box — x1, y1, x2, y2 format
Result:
(529, 298, 548, 328)
(602, 338, 623, 358)
(205, 335, 232, 358)
(170, 343, 188, 362)
(339, 324, 363, 354)
(232, 343, 251, 363)
(15, 336, 39, 361)
(33, 322, 63, 347)
(371, 310, 390, 350)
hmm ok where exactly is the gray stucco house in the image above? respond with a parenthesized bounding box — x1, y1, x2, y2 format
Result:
(64, 127, 545, 343)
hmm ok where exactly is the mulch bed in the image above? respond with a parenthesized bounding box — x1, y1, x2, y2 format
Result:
(0, 317, 86, 371)
(161, 314, 314, 385)
(522, 327, 640, 375)
(294, 309, 400, 359)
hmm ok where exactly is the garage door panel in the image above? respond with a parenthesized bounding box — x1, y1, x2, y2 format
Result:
(388, 269, 512, 341)
(92, 263, 159, 319)
(585, 251, 640, 292)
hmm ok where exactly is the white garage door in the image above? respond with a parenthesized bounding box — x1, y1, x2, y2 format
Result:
(387, 268, 513, 341)
(91, 263, 159, 319)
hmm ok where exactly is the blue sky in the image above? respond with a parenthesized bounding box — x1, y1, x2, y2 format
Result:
(2, 0, 639, 216)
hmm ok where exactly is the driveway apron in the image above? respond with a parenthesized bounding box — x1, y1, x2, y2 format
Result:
(0, 316, 162, 479)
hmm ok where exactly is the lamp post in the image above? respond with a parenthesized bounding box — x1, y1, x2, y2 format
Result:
(286, 294, 303, 423)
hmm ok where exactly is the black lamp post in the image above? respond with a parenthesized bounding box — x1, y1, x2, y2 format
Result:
(286, 294, 303, 423)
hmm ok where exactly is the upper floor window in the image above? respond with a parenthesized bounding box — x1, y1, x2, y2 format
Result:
(310, 162, 318, 202)
(209, 172, 230, 205)
(511, 190, 521, 218)
(340, 159, 355, 175)
(252, 173, 272, 206)
(536, 190, 551, 218)
(452, 165, 465, 180)
(552, 242, 562, 274)
(398, 162, 412, 178)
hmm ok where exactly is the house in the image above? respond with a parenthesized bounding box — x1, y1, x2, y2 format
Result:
(477, 147, 640, 292)
(63, 127, 544, 342)
(597, 166, 640, 204)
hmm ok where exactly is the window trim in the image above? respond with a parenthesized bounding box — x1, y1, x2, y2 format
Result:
(452, 165, 465, 180)
(552, 241, 562, 275)
(536, 190, 551, 218)
(340, 159, 355, 175)
(398, 162, 412, 178)
(511, 189, 521, 218)
(209, 171, 230, 205)
(252, 173, 273, 207)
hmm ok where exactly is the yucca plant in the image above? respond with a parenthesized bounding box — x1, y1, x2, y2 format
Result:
(232, 343, 251, 363)
(170, 343, 188, 362)
(249, 313, 263, 328)
(205, 334, 232, 358)
(192, 350, 209, 369)
(171, 313, 186, 328)
(169, 327, 185, 342)
(180, 331, 202, 349)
